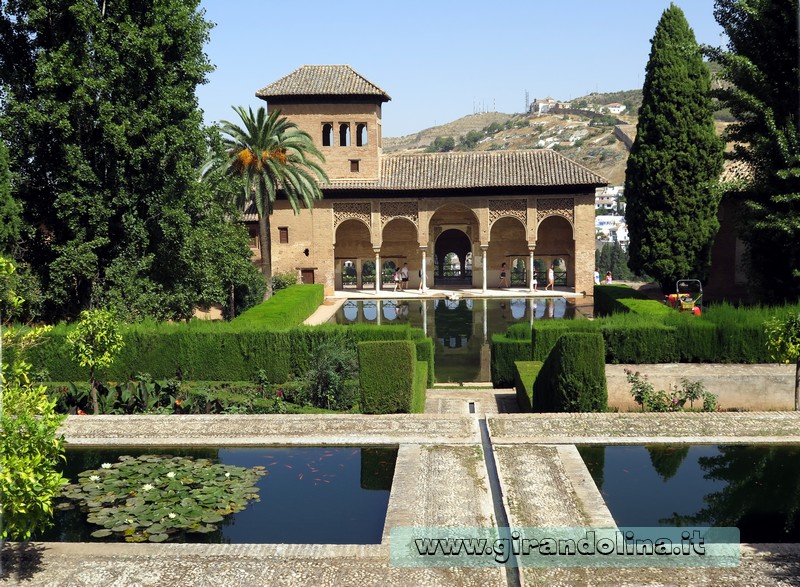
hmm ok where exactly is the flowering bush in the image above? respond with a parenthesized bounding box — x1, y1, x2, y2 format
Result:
(624, 369, 717, 412)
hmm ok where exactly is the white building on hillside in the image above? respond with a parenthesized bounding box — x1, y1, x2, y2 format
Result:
(606, 103, 626, 114)
(596, 215, 629, 249)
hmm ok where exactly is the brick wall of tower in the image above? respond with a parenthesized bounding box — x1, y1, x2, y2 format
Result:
(266, 101, 383, 181)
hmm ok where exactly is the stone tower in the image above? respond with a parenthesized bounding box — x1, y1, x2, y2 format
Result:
(256, 65, 391, 181)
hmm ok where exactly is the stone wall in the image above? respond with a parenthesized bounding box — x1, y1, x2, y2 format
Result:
(606, 363, 797, 411)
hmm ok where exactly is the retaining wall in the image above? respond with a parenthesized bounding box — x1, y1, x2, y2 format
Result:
(606, 363, 796, 411)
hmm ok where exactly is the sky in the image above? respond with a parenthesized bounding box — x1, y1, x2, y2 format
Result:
(195, 0, 726, 138)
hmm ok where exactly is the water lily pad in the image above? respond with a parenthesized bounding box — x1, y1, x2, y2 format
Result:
(148, 533, 169, 543)
(59, 454, 265, 543)
(91, 529, 113, 538)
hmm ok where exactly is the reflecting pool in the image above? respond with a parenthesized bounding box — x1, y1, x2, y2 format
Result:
(579, 445, 800, 543)
(330, 297, 575, 383)
(36, 446, 397, 544)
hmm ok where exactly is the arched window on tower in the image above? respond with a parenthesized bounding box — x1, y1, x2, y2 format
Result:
(322, 123, 333, 147)
(339, 123, 351, 147)
(356, 123, 368, 147)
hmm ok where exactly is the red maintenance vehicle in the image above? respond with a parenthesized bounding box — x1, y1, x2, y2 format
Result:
(666, 279, 703, 316)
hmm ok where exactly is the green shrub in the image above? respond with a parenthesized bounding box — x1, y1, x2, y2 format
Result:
(271, 270, 299, 292)
(410, 328, 435, 386)
(31, 322, 419, 383)
(233, 284, 323, 328)
(303, 341, 359, 410)
(532, 321, 597, 361)
(514, 360, 543, 412)
(490, 334, 532, 387)
(358, 340, 416, 414)
(594, 284, 670, 318)
(601, 322, 678, 363)
(412, 361, 428, 413)
(534, 333, 607, 412)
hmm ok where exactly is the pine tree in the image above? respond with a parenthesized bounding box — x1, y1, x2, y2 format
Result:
(624, 4, 724, 292)
(706, 0, 800, 302)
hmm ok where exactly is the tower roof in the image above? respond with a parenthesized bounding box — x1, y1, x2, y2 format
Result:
(256, 65, 391, 102)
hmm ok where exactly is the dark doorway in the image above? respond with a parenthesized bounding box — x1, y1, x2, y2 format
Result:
(434, 229, 472, 286)
(301, 269, 315, 284)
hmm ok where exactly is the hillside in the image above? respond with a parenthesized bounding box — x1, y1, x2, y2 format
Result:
(383, 91, 642, 185)
(383, 88, 730, 187)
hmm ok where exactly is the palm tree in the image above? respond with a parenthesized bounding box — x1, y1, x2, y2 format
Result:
(209, 106, 327, 299)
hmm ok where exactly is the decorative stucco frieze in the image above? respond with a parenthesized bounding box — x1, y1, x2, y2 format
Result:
(381, 200, 419, 227)
(536, 197, 574, 223)
(488, 199, 527, 227)
(333, 202, 372, 229)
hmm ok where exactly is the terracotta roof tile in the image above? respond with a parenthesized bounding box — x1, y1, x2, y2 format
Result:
(323, 150, 607, 190)
(256, 65, 391, 101)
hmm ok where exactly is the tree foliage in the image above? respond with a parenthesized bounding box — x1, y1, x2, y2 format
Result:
(425, 136, 456, 153)
(1, 256, 67, 540)
(0, 0, 261, 321)
(0, 138, 20, 254)
(764, 312, 800, 410)
(624, 4, 724, 292)
(66, 309, 125, 414)
(207, 106, 327, 299)
(706, 0, 800, 302)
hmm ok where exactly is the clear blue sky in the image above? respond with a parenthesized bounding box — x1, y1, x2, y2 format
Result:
(196, 0, 725, 138)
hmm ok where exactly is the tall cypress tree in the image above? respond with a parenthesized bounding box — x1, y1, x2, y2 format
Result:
(624, 4, 724, 292)
(0, 1, 260, 320)
(706, 0, 800, 302)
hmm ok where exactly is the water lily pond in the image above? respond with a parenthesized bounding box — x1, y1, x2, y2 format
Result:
(579, 444, 800, 543)
(36, 446, 397, 544)
(330, 297, 575, 382)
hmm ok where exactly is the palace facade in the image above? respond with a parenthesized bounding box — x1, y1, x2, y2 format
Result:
(249, 65, 608, 295)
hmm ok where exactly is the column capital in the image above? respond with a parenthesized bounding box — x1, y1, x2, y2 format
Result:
(480, 244, 489, 251)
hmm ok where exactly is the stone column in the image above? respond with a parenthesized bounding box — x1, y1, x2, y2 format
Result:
(374, 249, 381, 292)
(529, 249, 536, 291)
(481, 245, 489, 292)
(420, 246, 428, 292)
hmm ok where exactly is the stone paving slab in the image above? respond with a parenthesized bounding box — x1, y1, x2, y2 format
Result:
(424, 389, 517, 415)
(494, 444, 591, 528)
(488, 412, 800, 444)
(59, 414, 480, 446)
(0, 543, 503, 587)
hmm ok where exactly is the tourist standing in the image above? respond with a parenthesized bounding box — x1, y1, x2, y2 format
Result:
(546, 265, 555, 290)
(393, 267, 401, 292)
(605, 271, 613, 285)
(594, 268, 600, 285)
(400, 263, 409, 291)
(499, 262, 508, 288)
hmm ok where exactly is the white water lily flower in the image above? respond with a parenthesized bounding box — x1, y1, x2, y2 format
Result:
(224, 472, 230, 478)
(168, 512, 177, 519)
(89, 475, 100, 482)
(100, 463, 112, 469)
(166, 471, 176, 479)
(141, 483, 154, 492)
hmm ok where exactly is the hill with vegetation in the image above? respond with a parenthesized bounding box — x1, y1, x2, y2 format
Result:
(384, 88, 730, 186)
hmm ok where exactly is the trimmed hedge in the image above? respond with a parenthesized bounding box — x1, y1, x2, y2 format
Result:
(358, 340, 417, 414)
(490, 334, 532, 388)
(533, 333, 607, 412)
(233, 284, 324, 328)
(531, 321, 598, 361)
(514, 360, 543, 412)
(594, 284, 646, 316)
(31, 322, 429, 384)
(410, 328, 435, 386)
(413, 361, 428, 414)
